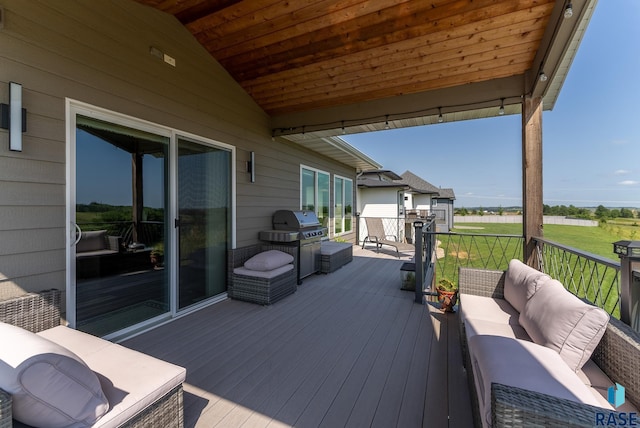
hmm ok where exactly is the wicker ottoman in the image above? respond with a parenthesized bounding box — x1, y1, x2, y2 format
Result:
(320, 242, 353, 273)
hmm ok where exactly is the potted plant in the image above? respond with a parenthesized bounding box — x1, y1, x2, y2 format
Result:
(436, 278, 458, 312)
(150, 243, 164, 270)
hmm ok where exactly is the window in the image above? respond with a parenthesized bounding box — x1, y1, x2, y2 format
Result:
(334, 175, 353, 235)
(301, 166, 330, 231)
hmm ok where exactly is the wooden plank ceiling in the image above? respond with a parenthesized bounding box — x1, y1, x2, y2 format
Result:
(135, 0, 555, 118)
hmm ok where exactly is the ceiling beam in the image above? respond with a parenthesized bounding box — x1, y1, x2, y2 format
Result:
(271, 74, 525, 136)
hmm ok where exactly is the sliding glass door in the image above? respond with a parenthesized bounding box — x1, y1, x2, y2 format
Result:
(177, 137, 231, 309)
(69, 103, 234, 338)
(73, 115, 170, 337)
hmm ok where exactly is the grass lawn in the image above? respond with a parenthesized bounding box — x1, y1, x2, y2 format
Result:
(444, 220, 631, 316)
(451, 222, 631, 260)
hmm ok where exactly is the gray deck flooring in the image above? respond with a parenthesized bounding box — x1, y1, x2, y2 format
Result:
(122, 246, 473, 428)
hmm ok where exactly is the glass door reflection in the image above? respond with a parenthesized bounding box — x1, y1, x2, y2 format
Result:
(74, 116, 170, 337)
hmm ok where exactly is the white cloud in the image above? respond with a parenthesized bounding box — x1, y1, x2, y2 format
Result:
(611, 139, 629, 145)
(618, 180, 639, 186)
(614, 169, 631, 175)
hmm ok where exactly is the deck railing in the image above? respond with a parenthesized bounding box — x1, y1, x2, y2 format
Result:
(430, 232, 523, 285)
(415, 228, 622, 313)
(413, 216, 437, 303)
(533, 237, 622, 318)
(415, 228, 638, 330)
(415, 226, 521, 303)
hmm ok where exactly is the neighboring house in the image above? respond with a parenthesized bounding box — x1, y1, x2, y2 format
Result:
(398, 170, 440, 216)
(356, 170, 407, 218)
(432, 187, 457, 232)
(0, 1, 379, 340)
(356, 169, 455, 244)
(399, 171, 456, 232)
(356, 170, 408, 246)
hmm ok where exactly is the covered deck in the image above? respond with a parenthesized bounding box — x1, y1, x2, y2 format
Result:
(123, 246, 472, 427)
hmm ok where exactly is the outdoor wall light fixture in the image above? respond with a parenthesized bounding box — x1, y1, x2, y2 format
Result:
(564, 3, 573, 19)
(499, 98, 505, 115)
(437, 107, 444, 123)
(247, 151, 255, 183)
(539, 71, 548, 82)
(0, 82, 27, 152)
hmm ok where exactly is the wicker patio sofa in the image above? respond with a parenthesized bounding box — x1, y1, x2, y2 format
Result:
(228, 243, 298, 305)
(0, 290, 185, 428)
(458, 264, 640, 428)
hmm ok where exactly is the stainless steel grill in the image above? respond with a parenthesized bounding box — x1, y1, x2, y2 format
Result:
(259, 210, 323, 283)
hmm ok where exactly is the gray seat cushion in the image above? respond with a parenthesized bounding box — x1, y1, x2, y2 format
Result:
(519, 279, 610, 371)
(459, 293, 521, 326)
(244, 250, 294, 271)
(38, 326, 186, 428)
(234, 263, 294, 279)
(0, 322, 109, 428)
(469, 335, 611, 428)
(503, 259, 551, 313)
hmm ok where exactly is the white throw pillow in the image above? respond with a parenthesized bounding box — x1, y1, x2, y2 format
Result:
(244, 250, 294, 271)
(0, 322, 109, 427)
(503, 259, 551, 313)
(519, 279, 610, 371)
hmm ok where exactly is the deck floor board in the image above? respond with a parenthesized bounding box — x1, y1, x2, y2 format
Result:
(122, 246, 473, 428)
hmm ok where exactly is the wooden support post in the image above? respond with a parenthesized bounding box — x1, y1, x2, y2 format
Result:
(522, 96, 544, 267)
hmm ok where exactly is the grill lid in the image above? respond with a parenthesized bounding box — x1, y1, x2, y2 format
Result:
(259, 230, 299, 242)
(273, 210, 321, 230)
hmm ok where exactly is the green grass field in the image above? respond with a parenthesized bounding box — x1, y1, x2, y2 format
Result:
(451, 221, 638, 260)
(439, 220, 634, 316)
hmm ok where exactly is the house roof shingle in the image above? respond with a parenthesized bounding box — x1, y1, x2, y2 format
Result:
(398, 171, 440, 194)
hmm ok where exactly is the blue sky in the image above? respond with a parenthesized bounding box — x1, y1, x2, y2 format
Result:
(343, 1, 640, 208)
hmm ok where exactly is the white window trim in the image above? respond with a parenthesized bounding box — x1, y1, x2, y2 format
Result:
(300, 164, 330, 213)
(66, 99, 236, 333)
(334, 174, 353, 236)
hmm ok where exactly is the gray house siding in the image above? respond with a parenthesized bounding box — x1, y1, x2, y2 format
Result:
(0, 0, 357, 299)
(236, 140, 356, 246)
(434, 199, 455, 232)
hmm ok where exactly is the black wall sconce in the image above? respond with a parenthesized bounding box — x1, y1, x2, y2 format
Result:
(1, 82, 27, 152)
(247, 151, 255, 183)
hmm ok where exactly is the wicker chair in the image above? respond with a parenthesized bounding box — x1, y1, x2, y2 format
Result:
(0, 290, 184, 428)
(228, 243, 298, 305)
(458, 267, 640, 428)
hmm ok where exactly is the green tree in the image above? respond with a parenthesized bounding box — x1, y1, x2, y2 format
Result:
(498, 206, 504, 216)
(595, 205, 610, 219)
(620, 208, 634, 218)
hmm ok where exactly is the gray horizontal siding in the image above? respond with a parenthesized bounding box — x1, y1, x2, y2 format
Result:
(0, 0, 360, 293)
(0, 207, 65, 231)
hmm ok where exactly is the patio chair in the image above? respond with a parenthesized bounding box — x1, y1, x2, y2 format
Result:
(362, 217, 414, 258)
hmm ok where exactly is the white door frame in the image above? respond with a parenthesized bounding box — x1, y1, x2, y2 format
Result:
(66, 99, 236, 336)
